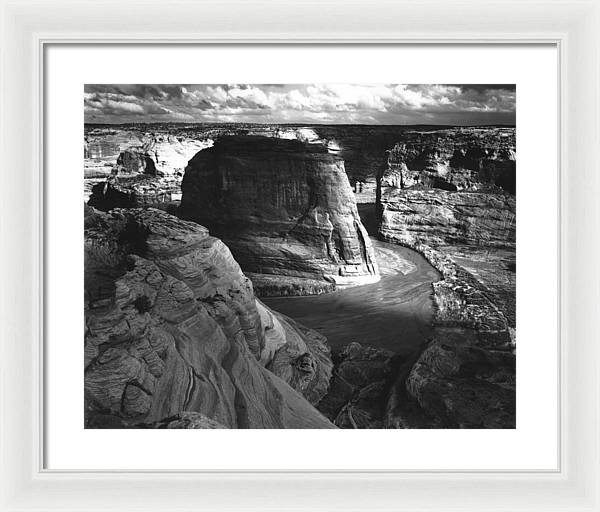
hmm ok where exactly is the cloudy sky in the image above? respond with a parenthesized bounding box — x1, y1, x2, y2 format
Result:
(84, 84, 515, 125)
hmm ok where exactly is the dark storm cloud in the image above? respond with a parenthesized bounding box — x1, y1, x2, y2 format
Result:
(85, 84, 185, 100)
(84, 84, 516, 125)
(456, 84, 516, 93)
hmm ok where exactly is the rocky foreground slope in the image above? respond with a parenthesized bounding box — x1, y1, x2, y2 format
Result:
(180, 136, 380, 296)
(84, 207, 333, 428)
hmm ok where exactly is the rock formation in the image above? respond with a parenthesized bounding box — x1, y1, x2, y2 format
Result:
(87, 176, 183, 211)
(139, 412, 228, 429)
(180, 136, 380, 296)
(112, 135, 212, 178)
(378, 128, 516, 250)
(379, 190, 516, 249)
(84, 206, 334, 428)
(376, 128, 516, 428)
(84, 124, 516, 202)
(86, 134, 212, 208)
(83, 124, 518, 429)
(382, 128, 515, 193)
(403, 327, 515, 428)
(317, 343, 397, 428)
(310, 125, 411, 187)
(383, 244, 516, 428)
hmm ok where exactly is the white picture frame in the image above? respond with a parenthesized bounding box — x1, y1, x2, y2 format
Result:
(1, 0, 598, 510)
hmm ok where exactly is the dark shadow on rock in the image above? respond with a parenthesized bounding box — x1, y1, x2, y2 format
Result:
(357, 203, 379, 236)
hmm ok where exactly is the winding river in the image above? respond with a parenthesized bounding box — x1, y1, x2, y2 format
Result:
(262, 238, 441, 356)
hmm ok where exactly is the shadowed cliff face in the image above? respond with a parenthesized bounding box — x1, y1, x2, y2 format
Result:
(382, 128, 516, 194)
(87, 176, 183, 211)
(180, 136, 380, 296)
(84, 207, 334, 428)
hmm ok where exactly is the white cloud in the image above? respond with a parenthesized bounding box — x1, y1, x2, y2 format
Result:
(84, 84, 516, 124)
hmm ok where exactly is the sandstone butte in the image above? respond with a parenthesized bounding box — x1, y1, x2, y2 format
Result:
(179, 136, 380, 296)
(84, 207, 334, 428)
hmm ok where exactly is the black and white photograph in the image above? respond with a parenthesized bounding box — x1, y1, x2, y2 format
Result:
(83, 83, 516, 429)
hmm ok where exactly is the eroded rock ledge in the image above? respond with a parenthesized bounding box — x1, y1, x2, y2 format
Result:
(179, 136, 380, 296)
(84, 207, 334, 428)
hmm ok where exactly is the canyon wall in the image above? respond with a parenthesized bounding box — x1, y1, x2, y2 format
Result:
(84, 127, 322, 207)
(180, 136, 380, 296)
(382, 128, 515, 193)
(376, 128, 516, 428)
(311, 125, 411, 186)
(84, 207, 334, 428)
(379, 128, 516, 249)
(86, 134, 212, 208)
(113, 135, 212, 178)
(87, 176, 182, 211)
(380, 190, 516, 249)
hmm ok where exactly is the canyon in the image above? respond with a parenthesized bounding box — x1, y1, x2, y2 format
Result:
(84, 123, 516, 429)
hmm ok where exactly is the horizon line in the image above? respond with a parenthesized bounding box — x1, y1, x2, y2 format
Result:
(84, 121, 516, 128)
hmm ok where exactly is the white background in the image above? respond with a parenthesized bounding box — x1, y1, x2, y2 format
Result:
(45, 44, 558, 471)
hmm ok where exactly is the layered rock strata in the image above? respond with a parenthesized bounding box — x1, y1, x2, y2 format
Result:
(84, 207, 334, 428)
(87, 176, 183, 211)
(83, 124, 318, 187)
(382, 128, 515, 194)
(85, 134, 212, 207)
(84, 125, 516, 200)
(378, 128, 516, 250)
(376, 129, 516, 428)
(112, 135, 213, 178)
(379, 189, 516, 249)
(180, 136, 380, 296)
